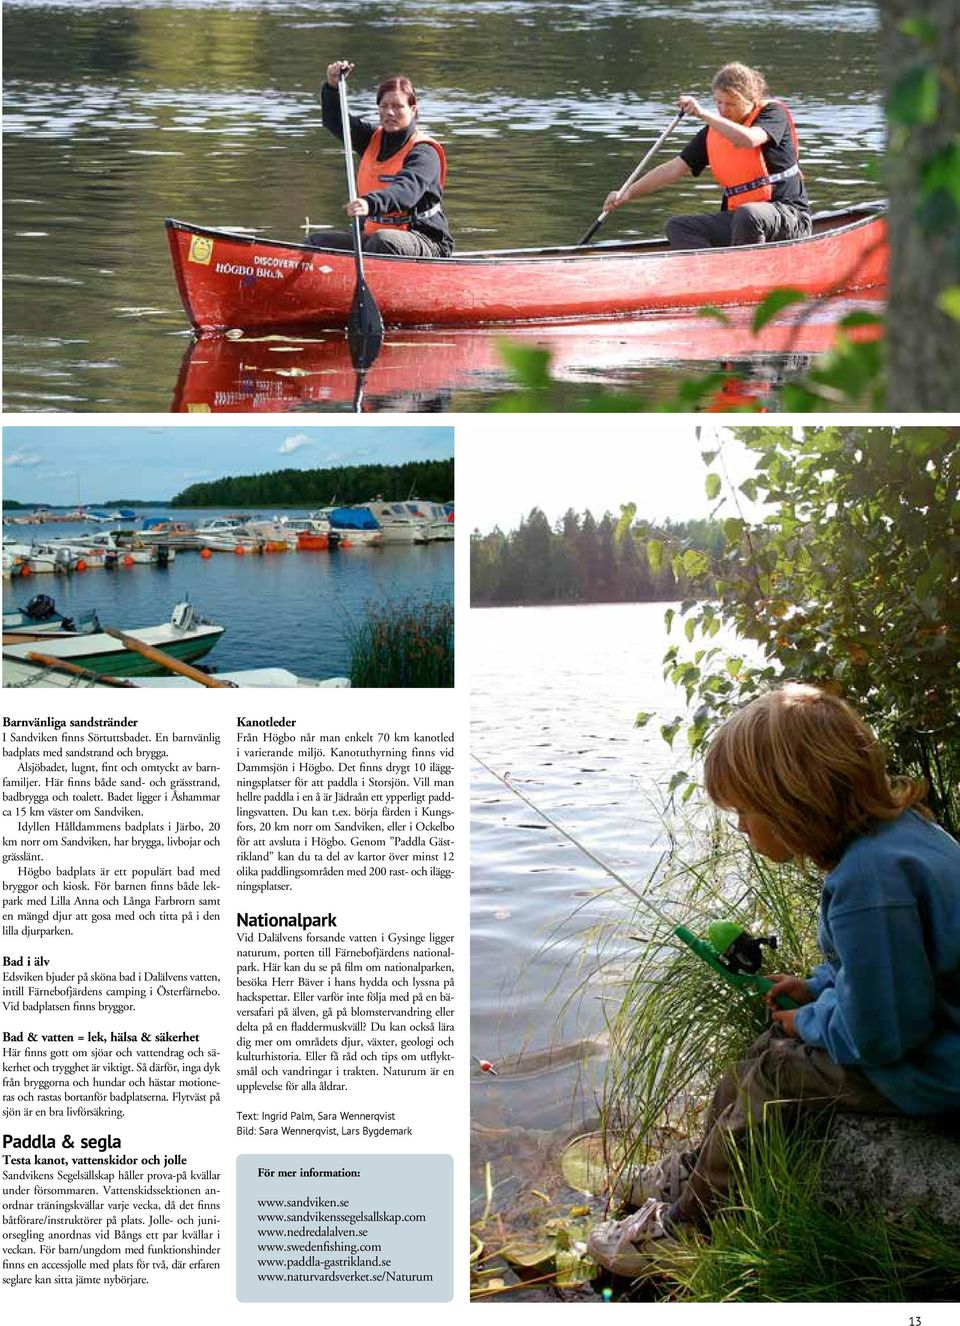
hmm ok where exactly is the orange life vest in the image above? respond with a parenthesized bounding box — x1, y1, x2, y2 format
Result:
(356, 129, 447, 233)
(706, 101, 800, 210)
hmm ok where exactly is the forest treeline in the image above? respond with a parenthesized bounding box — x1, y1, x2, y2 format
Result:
(471, 506, 723, 605)
(170, 459, 454, 508)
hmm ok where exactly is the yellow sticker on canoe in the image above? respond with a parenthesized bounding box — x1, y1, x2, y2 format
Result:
(188, 235, 214, 265)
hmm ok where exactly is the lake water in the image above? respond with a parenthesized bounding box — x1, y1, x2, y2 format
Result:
(470, 603, 690, 1238)
(3, 0, 882, 412)
(3, 509, 453, 680)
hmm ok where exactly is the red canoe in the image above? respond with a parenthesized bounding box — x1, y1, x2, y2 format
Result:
(165, 205, 887, 334)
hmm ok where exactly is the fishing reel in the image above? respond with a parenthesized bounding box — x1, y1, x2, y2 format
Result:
(705, 921, 779, 976)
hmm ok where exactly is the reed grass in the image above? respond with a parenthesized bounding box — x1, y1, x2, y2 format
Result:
(347, 597, 454, 688)
(599, 813, 960, 1301)
(600, 812, 822, 1177)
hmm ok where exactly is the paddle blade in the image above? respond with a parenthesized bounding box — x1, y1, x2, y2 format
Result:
(347, 278, 384, 370)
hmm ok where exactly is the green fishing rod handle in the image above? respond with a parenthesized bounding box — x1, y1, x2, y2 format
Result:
(673, 926, 798, 1009)
(747, 972, 799, 1011)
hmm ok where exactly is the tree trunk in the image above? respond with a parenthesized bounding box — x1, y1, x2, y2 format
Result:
(879, 0, 960, 409)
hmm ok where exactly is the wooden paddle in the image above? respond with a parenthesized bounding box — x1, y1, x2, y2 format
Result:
(577, 110, 686, 246)
(337, 70, 385, 371)
(25, 652, 135, 687)
(103, 627, 236, 686)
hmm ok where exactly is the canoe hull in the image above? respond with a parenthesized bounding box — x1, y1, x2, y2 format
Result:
(165, 208, 888, 333)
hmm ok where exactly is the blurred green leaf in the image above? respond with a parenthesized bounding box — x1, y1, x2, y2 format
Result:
(751, 288, 807, 333)
(899, 16, 938, 45)
(888, 65, 939, 125)
(697, 305, 732, 325)
(497, 340, 553, 389)
(937, 288, 960, 321)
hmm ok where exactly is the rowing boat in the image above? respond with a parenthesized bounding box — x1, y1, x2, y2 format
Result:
(3, 601, 224, 676)
(165, 204, 887, 333)
(2, 654, 349, 689)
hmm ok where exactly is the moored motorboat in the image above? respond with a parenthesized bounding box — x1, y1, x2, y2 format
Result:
(139, 519, 199, 549)
(44, 531, 174, 566)
(321, 507, 384, 547)
(3, 593, 101, 637)
(34, 537, 119, 570)
(246, 519, 295, 551)
(3, 541, 80, 574)
(3, 600, 224, 676)
(165, 204, 887, 333)
(3, 549, 28, 578)
(407, 498, 455, 541)
(195, 517, 264, 553)
(279, 517, 336, 551)
(360, 499, 430, 544)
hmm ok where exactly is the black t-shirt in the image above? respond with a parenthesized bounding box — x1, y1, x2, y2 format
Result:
(679, 102, 809, 211)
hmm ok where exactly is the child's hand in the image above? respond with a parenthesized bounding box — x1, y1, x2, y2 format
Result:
(770, 1007, 801, 1039)
(764, 974, 814, 1009)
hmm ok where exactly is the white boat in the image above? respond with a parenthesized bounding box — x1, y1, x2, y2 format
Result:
(195, 517, 264, 552)
(280, 517, 338, 550)
(407, 498, 455, 541)
(246, 520, 296, 550)
(3, 541, 80, 574)
(34, 537, 118, 570)
(2, 549, 27, 578)
(360, 498, 430, 544)
(44, 532, 174, 566)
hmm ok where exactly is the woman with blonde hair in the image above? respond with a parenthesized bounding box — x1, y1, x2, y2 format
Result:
(604, 62, 811, 249)
(588, 683, 960, 1278)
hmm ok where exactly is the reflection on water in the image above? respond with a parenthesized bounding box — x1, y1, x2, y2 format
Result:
(172, 295, 883, 413)
(2, 510, 453, 679)
(471, 603, 688, 1211)
(3, 0, 882, 411)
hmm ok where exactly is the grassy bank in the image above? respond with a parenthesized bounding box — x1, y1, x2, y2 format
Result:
(647, 1115, 960, 1302)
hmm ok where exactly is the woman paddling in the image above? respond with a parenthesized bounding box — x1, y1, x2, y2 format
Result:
(604, 63, 811, 250)
(308, 61, 453, 257)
